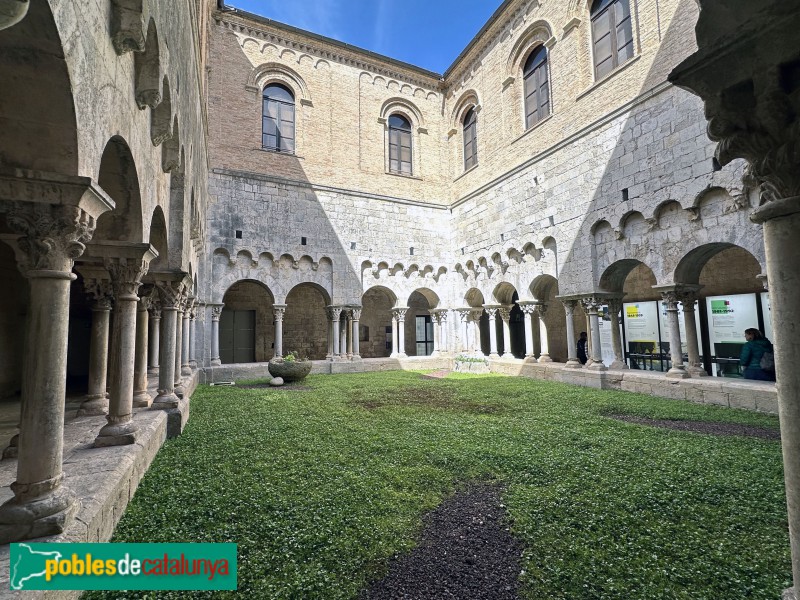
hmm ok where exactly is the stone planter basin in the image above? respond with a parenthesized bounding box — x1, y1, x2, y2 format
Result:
(267, 359, 312, 382)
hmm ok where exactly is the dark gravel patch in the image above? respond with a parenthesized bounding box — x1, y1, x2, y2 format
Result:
(361, 483, 523, 600)
(352, 386, 503, 414)
(608, 414, 781, 440)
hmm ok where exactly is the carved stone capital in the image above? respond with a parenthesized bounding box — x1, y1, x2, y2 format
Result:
(6, 203, 96, 274)
(392, 307, 408, 321)
(210, 304, 224, 322)
(498, 307, 511, 322)
(84, 278, 114, 311)
(326, 306, 342, 322)
(483, 304, 500, 319)
(156, 280, 188, 310)
(456, 308, 472, 323)
(104, 257, 149, 301)
(350, 307, 363, 321)
(148, 296, 162, 319)
(273, 304, 287, 322)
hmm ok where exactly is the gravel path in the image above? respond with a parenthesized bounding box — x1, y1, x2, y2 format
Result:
(608, 414, 780, 439)
(361, 483, 523, 600)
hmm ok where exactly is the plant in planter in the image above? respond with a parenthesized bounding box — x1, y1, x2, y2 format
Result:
(268, 350, 312, 382)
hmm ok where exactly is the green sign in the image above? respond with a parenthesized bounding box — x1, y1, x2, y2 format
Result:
(10, 543, 237, 591)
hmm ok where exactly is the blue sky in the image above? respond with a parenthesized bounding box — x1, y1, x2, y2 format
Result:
(224, 0, 505, 74)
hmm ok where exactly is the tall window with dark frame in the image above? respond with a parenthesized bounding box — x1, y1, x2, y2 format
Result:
(463, 107, 478, 170)
(388, 114, 412, 175)
(591, 0, 634, 80)
(523, 46, 550, 130)
(262, 83, 295, 153)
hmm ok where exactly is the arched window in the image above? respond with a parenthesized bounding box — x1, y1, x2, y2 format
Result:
(388, 114, 412, 175)
(523, 46, 550, 129)
(262, 83, 295, 153)
(591, 0, 634, 80)
(463, 107, 477, 170)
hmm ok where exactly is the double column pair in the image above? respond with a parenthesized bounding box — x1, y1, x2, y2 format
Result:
(326, 305, 362, 360)
(456, 308, 484, 355)
(516, 302, 552, 362)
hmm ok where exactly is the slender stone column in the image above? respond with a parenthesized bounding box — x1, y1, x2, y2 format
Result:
(346, 310, 354, 359)
(188, 302, 198, 369)
(209, 304, 223, 366)
(0, 202, 108, 542)
(518, 302, 537, 361)
(351, 307, 362, 359)
(456, 309, 471, 353)
(330, 306, 342, 359)
(325, 306, 335, 359)
(174, 299, 185, 397)
(147, 301, 161, 375)
(430, 311, 442, 357)
(390, 313, 399, 357)
(584, 312, 595, 366)
(499, 307, 512, 357)
(439, 310, 449, 354)
(753, 198, 800, 594)
(607, 297, 628, 370)
(658, 289, 689, 379)
(152, 278, 189, 409)
(560, 299, 582, 368)
(132, 290, 152, 408)
(679, 290, 706, 377)
(535, 303, 552, 362)
(393, 308, 408, 358)
(181, 297, 192, 376)
(96, 248, 156, 446)
(79, 274, 114, 415)
(581, 297, 606, 371)
(470, 309, 484, 355)
(339, 310, 349, 357)
(273, 304, 286, 358)
(484, 305, 500, 359)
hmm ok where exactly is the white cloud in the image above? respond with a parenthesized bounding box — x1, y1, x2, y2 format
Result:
(372, 0, 390, 54)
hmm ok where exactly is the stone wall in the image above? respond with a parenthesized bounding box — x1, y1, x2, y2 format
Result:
(221, 280, 275, 362)
(283, 284, 329, 360)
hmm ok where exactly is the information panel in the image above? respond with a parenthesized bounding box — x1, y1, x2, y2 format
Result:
(622, 301, 660, 369)
(597, 305, 623, 367)
(761, 292, 773, 343)
(705, 294, 758, 376)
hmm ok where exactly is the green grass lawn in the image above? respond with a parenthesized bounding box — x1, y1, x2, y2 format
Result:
(84, 371, 790, 599)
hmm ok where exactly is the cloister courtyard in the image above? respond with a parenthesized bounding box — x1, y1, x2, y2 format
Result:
(75, 371, 788, 599)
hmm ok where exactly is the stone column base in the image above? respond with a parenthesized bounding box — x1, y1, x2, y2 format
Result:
(610, 360, 629, 370)
(147, 366, 159, 375)
(181, 365, 192, 376)
(210, 359, 221, 367)
(687, 366, 707, 377)
(2, 434, 18, 459)
(489, 353, 500, 359)
(132, 391, 152, 408)
(783, 587, 797, 600)
(538, 354, 553, 363)
(666, 368, 689, 379)
(95, 420, 139, 447)
(152, 391, 179, 410)
(588, 361, 607, 371)
(77, 394, 109, 417)
(524, 355, 538, 363)
(175, 383, 186, 398)
(0, 486, 78, 544)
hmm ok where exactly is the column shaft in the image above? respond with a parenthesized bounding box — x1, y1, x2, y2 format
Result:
(80, 301, 112, 415)
(210, 305, 222, 366)
(562, 300, 582, 368)
(174, 307, 184, 396)
(132, 301, 151, 408)
(154, 307, 179, 408)
(181, 307, 191, 376)
(681, 298, 705, 376)
(148, 314, 160, 374)
(608, 300, 627, 370)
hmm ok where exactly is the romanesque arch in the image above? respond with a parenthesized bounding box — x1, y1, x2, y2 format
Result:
(220, 279, 275, 364)
(284, 282, 331, 360)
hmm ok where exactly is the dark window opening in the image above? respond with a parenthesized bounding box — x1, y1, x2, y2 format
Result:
(622, 188, 629, 202)
(523, 45, 550, 129)
(301, 237, 307, 245)
(262, 83, 296, 153)
(463, 107, 478, 170)
(388, 114, 412, 175)
(591, 0, 634, 80)
(712, 157, 722, 172)
(350, 241, 357, 250)
(409, 247, 414, 255)
(235, 230, 243, 239)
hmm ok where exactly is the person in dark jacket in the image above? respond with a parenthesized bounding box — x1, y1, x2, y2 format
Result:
(740, 328, 776, 381)
(577, 332, 588, 365)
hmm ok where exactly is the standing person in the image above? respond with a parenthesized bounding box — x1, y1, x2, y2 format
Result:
(577, 331, 588, 365)
(739, 328, 776, 381)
